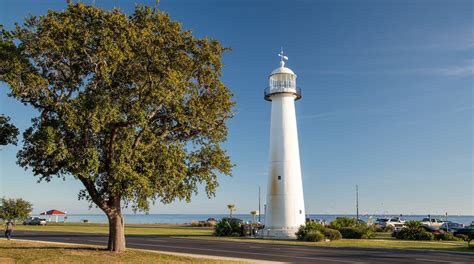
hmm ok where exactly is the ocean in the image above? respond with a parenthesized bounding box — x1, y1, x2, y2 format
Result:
(55, 214, 474, 226)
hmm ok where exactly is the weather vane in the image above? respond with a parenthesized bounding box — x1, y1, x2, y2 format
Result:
(278, 47, 288, 67)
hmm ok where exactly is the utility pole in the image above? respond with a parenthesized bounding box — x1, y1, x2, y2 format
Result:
(356, 185, 359, 221)
(258, 186, 261, 222)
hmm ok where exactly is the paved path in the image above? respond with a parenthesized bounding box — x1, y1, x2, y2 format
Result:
(10, 230, 474, 263)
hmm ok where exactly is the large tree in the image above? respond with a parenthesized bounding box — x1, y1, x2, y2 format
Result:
(0, 115, 19, 146)
(0, 2, 233, 252)
(0, 197, 33, 222)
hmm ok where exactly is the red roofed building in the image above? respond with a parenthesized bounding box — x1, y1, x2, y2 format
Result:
(41, 209, 67, 222)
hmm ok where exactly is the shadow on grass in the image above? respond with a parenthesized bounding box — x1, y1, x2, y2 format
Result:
(0, 246, 108, 251)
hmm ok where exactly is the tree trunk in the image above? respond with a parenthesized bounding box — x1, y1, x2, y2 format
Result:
(106, 211, 125, 252)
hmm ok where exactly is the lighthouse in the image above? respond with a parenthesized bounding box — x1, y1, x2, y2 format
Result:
(264, 50, 305, 239)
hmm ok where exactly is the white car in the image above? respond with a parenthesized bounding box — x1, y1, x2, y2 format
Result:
(420, 218, 445, 229)
(375, 217, 406, 230)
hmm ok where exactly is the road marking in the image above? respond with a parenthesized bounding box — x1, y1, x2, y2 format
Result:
(416, 259, 466, 264)
(128, 242, 365, 264)
(146, 239, 169, 242)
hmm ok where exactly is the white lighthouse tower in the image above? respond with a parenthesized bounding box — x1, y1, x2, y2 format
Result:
(264, 50, 305, 239)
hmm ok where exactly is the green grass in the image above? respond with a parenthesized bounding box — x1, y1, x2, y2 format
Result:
(13, 222, 213, 236)
(0, 240, 240, 263)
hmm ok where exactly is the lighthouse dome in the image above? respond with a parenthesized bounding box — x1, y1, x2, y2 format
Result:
(270, 65, 295, 76)
(264, 50, 301, 101)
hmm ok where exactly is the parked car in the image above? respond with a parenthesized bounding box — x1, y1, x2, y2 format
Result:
(420, 218, 445, 229)
(439, 222, 464, 232)
(453, 224, 474, 236)
(375, 217, 405, 230)
(420, 225, 444, 235)
(23, 217, 47, 225)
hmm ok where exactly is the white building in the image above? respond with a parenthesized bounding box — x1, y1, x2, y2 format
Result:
(264, 51, 306, 239)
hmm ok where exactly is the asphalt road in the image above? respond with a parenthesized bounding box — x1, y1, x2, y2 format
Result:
(9, 230, 474, 264)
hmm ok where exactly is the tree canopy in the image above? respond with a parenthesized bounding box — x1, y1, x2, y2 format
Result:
(0, 115, 19, 146)
(0, 197, 33, 221)
(0, 2, 234, 252)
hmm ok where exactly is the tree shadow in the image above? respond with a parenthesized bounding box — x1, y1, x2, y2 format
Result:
(0, 246, 108, 251)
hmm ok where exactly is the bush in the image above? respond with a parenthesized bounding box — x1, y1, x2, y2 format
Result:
(383, 225, 395, 232)
(296, 222, 341, 241)
(395, 221, 433, 241)
(455, 234, 469, 241)
(304, 230, 326, 242)
(416, 231, 434, 241)
(323, 228, 342, 241)
(329, 217, 360, 230)
(327, 217, 374, 239)
(214, 219, 242, 237)
(435, 232, 457, 241)
(295, 222, 325, 241)
(339, 227, 364, 239)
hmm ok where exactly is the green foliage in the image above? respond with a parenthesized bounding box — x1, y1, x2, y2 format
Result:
(1, 2, 233, 252)
(455, 234, 469, 241)
(329, 217, 360, 230)
(323, 228, 342, 241)
(416, 232, 435, 241)
(395, 221, 434, 241)
(0, 115, 19, 146)
(405, 220, 421, 230)
(214, 219, 241, 237)
(0, 197, 33, 221)
(295, 222, 324, 240)
(434, 232, 457, 241)
(339, 227, 365, 239)
(303, 230, 325, 242)
(327, 217, 373, 239)
(0, 2, 233, 213)
(295, 222, 341, 241)
(466, 230, 474, 248)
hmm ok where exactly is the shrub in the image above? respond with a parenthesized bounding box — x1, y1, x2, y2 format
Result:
(435, 232, 457, 241)
(328, 217, 373, 239)
(214, 219, 241, 237)
(455, 234, 469, 241)
(329, 217, 360, 230)
(339, 227, 364, 239)
(383, 225, 395, 232)
(296, 222, 341, 241)
(395, 221, 434, 241)
(323, 228, 342, 241)
(296, 222, 325, 241)
(304, 230, 325, 242)
(362, 225, 376, 239)
(416, 231, 434, 241)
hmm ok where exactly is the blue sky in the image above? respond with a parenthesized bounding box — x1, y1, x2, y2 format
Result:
(0, 0, 472, 216)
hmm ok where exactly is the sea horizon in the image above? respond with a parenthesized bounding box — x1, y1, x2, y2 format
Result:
(34, 213, 474, 226)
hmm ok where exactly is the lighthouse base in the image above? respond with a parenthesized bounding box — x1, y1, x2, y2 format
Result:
(263, 226, 299, 239)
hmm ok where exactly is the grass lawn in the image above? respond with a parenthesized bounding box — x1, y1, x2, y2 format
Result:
(0, 239, 241, 264)
(13, 222, 213, 236)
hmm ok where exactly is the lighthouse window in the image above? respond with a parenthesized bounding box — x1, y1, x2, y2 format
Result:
(277, 175, 281, 180)
(299, 210, 302, 214)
